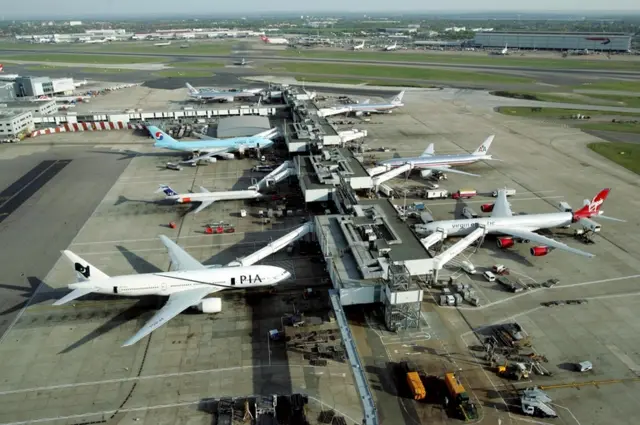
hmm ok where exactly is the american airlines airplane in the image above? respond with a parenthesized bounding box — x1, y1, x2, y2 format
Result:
(260, 35, 289, 45)
(147, 125, 277, 164)
(186, 83, 263, 102)
(157, 184, 264, 214)
(377, 135, 497, 177)
(415, 188, 623, 258)
(53, 235, 291, 346)
(320, 91, 405, 118)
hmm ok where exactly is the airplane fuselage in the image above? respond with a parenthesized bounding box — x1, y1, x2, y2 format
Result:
(73, 265, 287, 297)
(158, 137, 273, 153)
(417, 212, 573, 237)
(348, 103, 402, 112)
(379, 153, 492, 169)
(168, 190, 262, 203)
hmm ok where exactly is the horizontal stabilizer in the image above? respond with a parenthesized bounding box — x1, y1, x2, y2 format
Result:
(53, 287, 93, 306)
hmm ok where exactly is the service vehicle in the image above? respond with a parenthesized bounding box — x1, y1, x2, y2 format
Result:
(451, 189, 477, 200)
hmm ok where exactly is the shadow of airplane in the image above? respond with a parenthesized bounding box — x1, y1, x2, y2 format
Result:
(0, 276, 69, 316)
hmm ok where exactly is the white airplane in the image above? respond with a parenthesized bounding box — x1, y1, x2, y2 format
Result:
(233, 58, 254, 66)
(490, 43, 508, 56)
(415, 188, 623, 258)
(320, 91, 405, 118)
(157, 184, 264, 214)
(154, 41, 172, 47)
(53, 235, 291, 346)
(260, 35, 289, 45)
(352, 41, 365, 50)
(84, 38, 108, 44)
(186, 83, 263, 102)
(384, 41, 397, 51)
(377, 135, 497, 177)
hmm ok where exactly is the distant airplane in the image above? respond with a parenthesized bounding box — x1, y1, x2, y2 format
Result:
(233, 58, 254, 66)
(147, 125, 277, 164)
(260, 35, 289, 45)
(319, 91, 405, 117)
(52, 235, 291, 347)
(490, 43, 508, 56)
(154, 41, 172, 47)
(352, 41, 365, 50)
(383, 41, 397, 51)
(377, 135, 497, 177)
(186, 83, 263, 102)
(84, 38, 108, 44)
(157, 184, 264, 214)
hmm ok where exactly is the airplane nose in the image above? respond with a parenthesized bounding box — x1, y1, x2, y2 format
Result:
(283, 271, 292, 281)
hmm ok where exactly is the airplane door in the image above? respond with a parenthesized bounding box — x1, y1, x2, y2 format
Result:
(231, 277, 236, 286)
(161, 282, 168, 292)
(113, 286, 118, 294)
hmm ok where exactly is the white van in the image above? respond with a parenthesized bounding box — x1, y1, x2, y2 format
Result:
(492, 189, 517, 197)
(576, 361, 593, 372)
(483, 271, 496, 282)
(461, 261, 476, 275)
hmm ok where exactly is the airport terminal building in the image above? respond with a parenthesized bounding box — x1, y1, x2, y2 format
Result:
(473, 31, 633, 52)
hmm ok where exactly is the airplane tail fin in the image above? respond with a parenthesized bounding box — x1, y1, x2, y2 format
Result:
(147, 125, 178, 148)
(574, 188, 611, 219)
(390, 91, 405, 105)
(420, 143, 435, 157)
(472, 135, 495, 156)
(53, 250, 110, 304)
(156, 184, 178, 197)
(185, 82, 198, 95)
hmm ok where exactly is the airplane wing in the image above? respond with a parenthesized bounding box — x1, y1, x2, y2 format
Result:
(121, 286, 216, 347)
(491, 190, 513, 218)
(159, 235, 206, 271)
(420, 143, 435, 157)
(497, 228, 595, 258)
(181, 148, 230, 164)
(426, 166, 480, 177)
(192, 200, 215, 214)
(361, 99, 370, 105)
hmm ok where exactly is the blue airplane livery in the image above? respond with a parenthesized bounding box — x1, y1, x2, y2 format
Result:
(147, 125, 278, 164)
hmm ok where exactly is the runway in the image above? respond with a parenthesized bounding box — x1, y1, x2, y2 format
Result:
(1, 48, 638, 79)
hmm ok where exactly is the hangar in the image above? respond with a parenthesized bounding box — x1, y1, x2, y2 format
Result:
(473, 31, 632, 52)
(216, 115, 271, 138)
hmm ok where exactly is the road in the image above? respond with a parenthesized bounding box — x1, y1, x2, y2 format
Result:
(1, 48, 639, 78)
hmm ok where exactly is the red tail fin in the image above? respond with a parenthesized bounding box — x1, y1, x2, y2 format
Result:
(260, 35, 269, 43)
(574, 188, 611, 219)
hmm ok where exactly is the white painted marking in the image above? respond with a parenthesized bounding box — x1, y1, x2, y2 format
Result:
(607, 344, 640, 374)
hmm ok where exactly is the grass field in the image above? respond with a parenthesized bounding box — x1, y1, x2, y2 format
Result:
(497, 106, 640, 118)
(175, 62, 225, 68)
(153, 70, 215, 78)
(588, 142, 640, 175)
(3, 53, 162, 64)
(580, 122, 640, 134)
(276, 49, 640, 71)
(297, 75, 435, 87)
(492, 90, 640, 108)
(266, 62, 534, 84)
(576, 80, 640, 92)
(0, 41, 233, 55)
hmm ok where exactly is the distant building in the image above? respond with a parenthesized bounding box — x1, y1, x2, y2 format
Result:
(68, 21, 82, 26)
(216, 116, 271, 138)
(0, 110, 34, 138)
(3, 100, 57, 116)
(0, 82, 16, 102)
(474, 31, 632, 52)
(14, 76, 75, 98)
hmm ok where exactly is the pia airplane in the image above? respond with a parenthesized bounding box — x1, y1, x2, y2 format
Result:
(352, 41, 365, 50)
(260, 35, 289, 45)
(186, 83, 263, 102)
(415, 188, 623, 258)
(157, 184, 264, 214)
(53, 235, 291, 346)
(377, 135, 497, 177)
(147, 125, 277, 164)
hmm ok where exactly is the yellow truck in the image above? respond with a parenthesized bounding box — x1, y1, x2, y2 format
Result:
(400, 361, 426, 401)
(444, 372, 478, 421)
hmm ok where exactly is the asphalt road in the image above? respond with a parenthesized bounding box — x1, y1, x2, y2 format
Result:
(1, 48, 639, 78)
(0, 147, 131, 340)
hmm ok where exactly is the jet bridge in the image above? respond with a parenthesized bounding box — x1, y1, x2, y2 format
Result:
(372, 163, 412, 189)
(249, 160, 297, 191)
(231, 221, 314, 267)
(432, 226, 487, 281)
(317, 107, 350, 118)
(338, 129, 367, 144)
(420, 228, 447, 251)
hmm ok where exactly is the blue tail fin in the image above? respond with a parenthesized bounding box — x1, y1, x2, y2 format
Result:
(147, 125, 177, 148)
(156, 184, 178, 197)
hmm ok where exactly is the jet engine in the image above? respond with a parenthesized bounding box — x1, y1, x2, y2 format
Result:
(218, 152, 236, 160)
(530, 246, 550, 257)
(481, 203, 494, 213)
(420, 169, 433, 179)
(578, 217, 601, 233)
(496, 237, 514, 248)
(195, 297, 222, 313)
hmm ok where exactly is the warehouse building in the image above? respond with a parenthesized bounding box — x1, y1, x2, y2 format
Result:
(215, 115, 271, 138)
(14, 76, 76, 98)
(2, 100, 57, 116)
(0, 110, 35, 138)
(474, 31, 632, 52)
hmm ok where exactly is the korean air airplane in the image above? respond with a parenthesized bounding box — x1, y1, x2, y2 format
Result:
(148, 125, 277, 164)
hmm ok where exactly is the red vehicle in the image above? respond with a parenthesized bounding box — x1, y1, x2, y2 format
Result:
(452, 189, 477, 200)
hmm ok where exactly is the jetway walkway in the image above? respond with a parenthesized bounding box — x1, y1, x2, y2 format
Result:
(230, 221, 314, 267)
(317, 107, 350, 118)
(249, 160, 297, 191)
(338, 129, 367, 144)
(420, 228, 447, 251)
(433, 226, 487, 280)
(372, 163, 412, 189)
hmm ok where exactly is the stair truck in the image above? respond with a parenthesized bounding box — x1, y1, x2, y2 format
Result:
(400, 361, 426, 401)
(444, 372, 478, 421)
